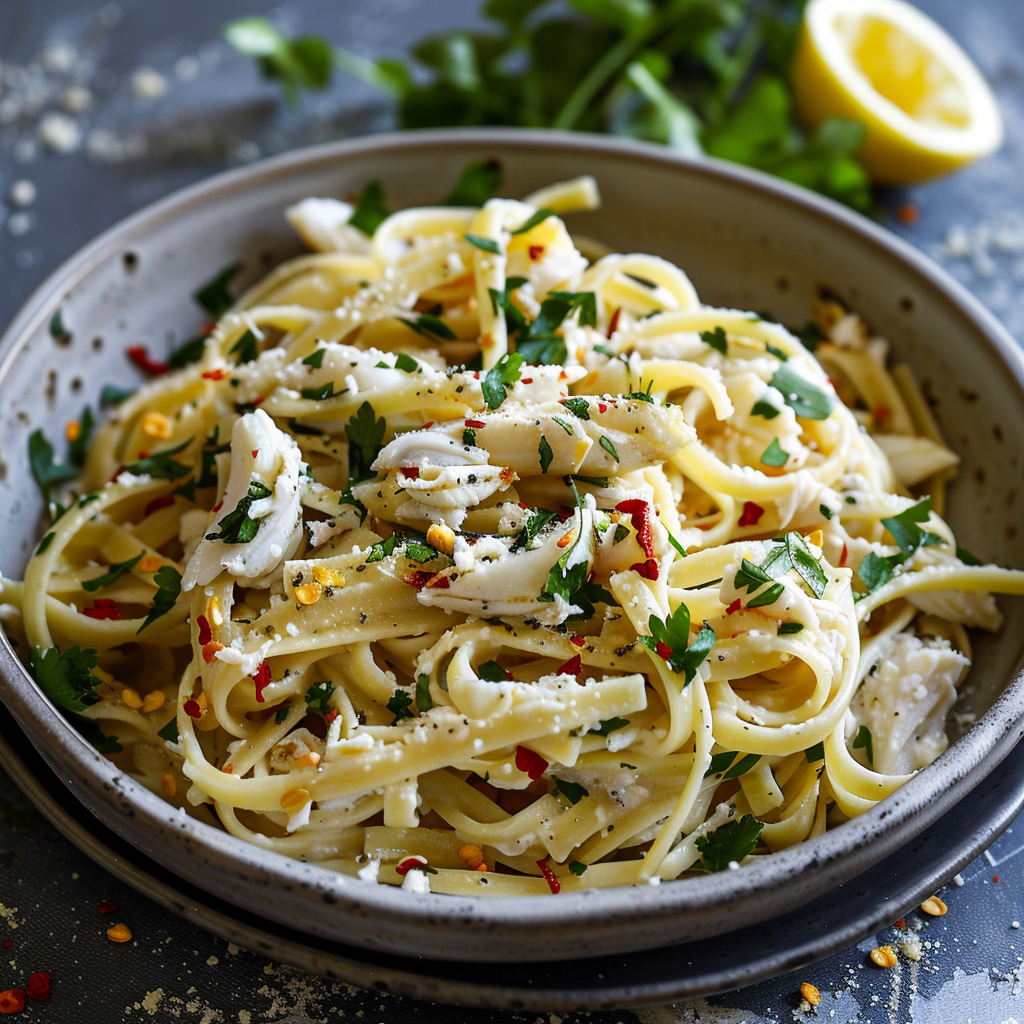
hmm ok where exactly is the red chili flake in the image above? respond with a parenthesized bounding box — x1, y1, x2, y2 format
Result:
(324, 708, 339, 726)
(515, 745, 548, 781)
(537, 857, 561, 895)
(726, 598, 742, 615)
(569, 635, 586, 647)
(556, 506, 574, 522)
(897, 204, 919, 225)
(558, 370, 568, 381)
(607, 307, 622, 337)
(126, 345, 168, 375)
(465, 420, 486, 429)
(517, 502, 529, 510)
(202, 369, 226, 381)
(616, 499, 654, 557)
(26, 971, 50, 1001)
(894, 918, 905, 930)
(598, 402, 608, 413)
(630, 558, 659, 580)
(145, 494, 175, 516)
(98, 900, 119, 914)
(211, 501, 223, 513)
(738, 501, 764, 528)
(873, 404, 891, 423)
(251, 660, 271, 703)
(251, 449, 259, 458)
(402, 571, 433, 590)
(521, 377, 534, 386)
(108, 464, 126, 483)
(401, 466, 420, 479)
(183, 699, 202, 719)
(252, 396, 265, 406)
(425, 573, 450, 589)
(1, 942, 10, 949)
(137, 451, 149, 459)
(84, 599, 123, 621)
(839, 543, 848, 568)
(423, 420, 435, 430)
(0, 989, 25, 1014)
(993, 875, 1000, 883)
(557, 654, 582, 677)
(655, 640, 673, 662)
(395, 855, 427, 876)
(197, 614, 212, 646)
(528, 244, 545, 261)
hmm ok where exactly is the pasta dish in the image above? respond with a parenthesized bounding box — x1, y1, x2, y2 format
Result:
(4, 171, 1023, 896)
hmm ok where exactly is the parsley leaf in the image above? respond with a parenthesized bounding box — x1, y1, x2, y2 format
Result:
(28, 429, 78, 501)
(304, 680, 335, 718)
(568, 861, 588, 876)
(124, 439, 193, 481)
(554, 777, 589, 804)
(274, 706, 291, 724)
(511, 207, 555, 235)
(364, 532, 398, 563)
(560, 397, 590, 420)
(882, 498, 941, 557)
(301, 382, 337, 401)
(592, 717, 630, 736)
(101, 384, 135, 406)
(481, 352, 524, 410)
(405, 314, 455, 341)
(416, 673, 434, 711)
(443, 158, 503, 206)
(511, 509, 556, 553)
(598, 435, 619, 463)
(68, 407, 95, 467)
(224, 16, 332, 102)
(77, 719, 123, 754)
(640, 602, 716, 684)
(194, 263, 242, 319)
(769, 363, 834, 420)
(853, 724, 873, 764)
(778, 622, 804, 635)
(693, 814, 763, 873)
(138, 566, 182, 634)
(750, 397, 779, 419)
(465, 233, 501, 254)
(29, 644, 102, 714)
(83, 553, 143, 593)
(205, 479, 273, 544)
(957, 546, 982, 566)
(349, 179, 392, 236)
(804, 741, 825, 763)
(477, 660, 508, 682)
(158, 717, 180, 743)
(230, 329, 258, 365)
(345, 401, 387, 483)
(704, 751, 761, 780)
(302, 347, 326, 368)
(700, 326, 727, 354)
(387, 689, 415, 724)
(168, 335, 208, 369)
(760, 437, 788, 467)
(538, 436, 553, 474)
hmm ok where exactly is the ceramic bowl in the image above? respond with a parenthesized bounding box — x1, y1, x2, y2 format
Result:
(2, 129, 1023, 963)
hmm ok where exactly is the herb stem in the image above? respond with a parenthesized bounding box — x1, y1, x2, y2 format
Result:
(552, 30, 647, 131)
(333, 47, 404, 99)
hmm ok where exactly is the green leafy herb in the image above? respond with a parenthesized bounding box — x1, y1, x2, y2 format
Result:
(77, 719, 123, 754)
(560, 397, 590, 420)
(551, 416, 574, 436)
(301, 382, 337, 401)
(511, 509, 556, 553)
(516, 334, 566, 365)
(568, 861, 588, 876)
(158, 717, 180, 742)
(345, 401, 387, 483)
(804, 741, 825, 763)
(387, 688, 415, 724)
(598, 435, 619, 463)
(405, 314, 455, 341)
(957, 546, 982, 566)
(693, 814, 763, 873)
(443, 158, 503, 206)
(734, 559, 773, 594)
(168, 335, 207, 369)
(778, 621, 804, 635)
(205, 479, 272, 544)
(487, 276, 529, 334)
(666, 531, 687, 558)
(765, 342, 788, 360)
(365, 532, 398, 563)
(195, 263, 242, 319)
(797, 321, 825, 352)
(538, 435, 553, 474)
(28, 429, 78, 501)
(704, 751, 760, 780)
(29, 644, 101, 714)
(750, 397, 780, 419)
(819, 504, 833, 520)
(760, 437, 788, 467)
(853, 724, 873, 764)
(784, 531, 827, 599)
(462, 427, 476, 446)
(416, 673, 434, 712)
(477, 660, 508, 682)
(304, 680, 335, 718)
(511, 207, 555, 235)
(700, 326, 727, 355)
(302, 347, 326, 368)
(747, 582, 784, 608)
(35, 532, 55, 556)
(224, 16, 332, 102)
(49, 309, 69, 340)
(640, 601, 716, 684)
(554, 777, 589, 804)
(133, 565, 181, 628)
(348, 179, 392, 236)
(481, 352, 524, 411)
(82, 553, 143, 593)
(230, 330, 259, 364)
(857, 551, 894, 594)
(65, 408, 95, 467)
(882, 498, 941, 557)
(394, 352, 421, 372)
(100, 384, 135, 406)
(275, 705, 291, 724)
(593, 717, 630, 736)
(769, 363, 834, 421)
(404, 540, 439, 564)
(465, 233, 501, 254)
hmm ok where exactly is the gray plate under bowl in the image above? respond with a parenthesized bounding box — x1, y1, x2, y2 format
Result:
(1, 129, 1023, 964)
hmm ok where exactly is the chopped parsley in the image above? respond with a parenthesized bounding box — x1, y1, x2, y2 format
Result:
(387, 688, 415, 724)
(511, 509, 556, 553)
(778, 621, 804, 635)
(302, 347, 326, 368)
(365, 533, 398, 563)
(77, 720, 123, 754)
(568, 861, 588, 876)
(477, 660, 508, 682)
(957, 546, 982, 566)
(29, 643, 101, 714)
(693, 814, 763, 872)
(195, 263, 242, 318)
(304, 680, 335, 718)
(750, 397, 779, 419)
(768, 363, 834, 420)
(481, 352, 524, 410)
(465, 233, 501, 254)
(853, 724, 873, 764)
(345, 401, 387, 483)
(275, 706, 291, 724)
(511, 207, 555, 235)
(68, 408, 95, 467)
(640, 601, 716, 684)
(35, 532, 55, 555)
(405, 313, 455, 341)
(760, 437, 788, 467)
(348, 179, 392, 236)
(124, 438, 193, 480)
(598, 435, 619, 463)
(205, 479, 272, 544)
(553, 778, 589, 804)
(443, 158, 503, 206)
(804, 741, 825, 763)
(551, 416, 574, 435)
(28, 429, 78, 502)
(158, 717, 180, 742)
(137, 566, 183, 634)
(415, 673, 434, 711)
(82, 553, 143, 593)
(704, 751, 761, 780)
(538, 435, 553, 474)
(700, 326, 727, 354)
(819, 504, 833, 520)
(462, 427, 476, 446)
(301, 381, 337, 401)
(100, 384, 135, 406)
(560, 397, 590, 420)
(593, 716, 630, 736)
(857, 499, 941, 595)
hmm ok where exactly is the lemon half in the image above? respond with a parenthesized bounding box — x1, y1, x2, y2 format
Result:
(794, 0, 1004, 184)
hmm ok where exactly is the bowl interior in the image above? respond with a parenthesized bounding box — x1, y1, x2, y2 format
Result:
(2, 130, 1023, 961)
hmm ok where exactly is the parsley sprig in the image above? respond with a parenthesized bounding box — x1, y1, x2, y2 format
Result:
(640, 601, 716, 684)
(693, 814, 764, 872)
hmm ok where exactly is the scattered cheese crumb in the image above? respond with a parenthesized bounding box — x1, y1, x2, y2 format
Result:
(131, 67, 169, 99)
(37, 112, 82, 153)
(8, 180, 36, 206)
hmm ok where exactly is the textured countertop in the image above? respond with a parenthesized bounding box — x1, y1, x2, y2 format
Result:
(2, 1, 1024, 1021)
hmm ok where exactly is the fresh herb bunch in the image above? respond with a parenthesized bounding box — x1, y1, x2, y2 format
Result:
(224, 0, 871, 211)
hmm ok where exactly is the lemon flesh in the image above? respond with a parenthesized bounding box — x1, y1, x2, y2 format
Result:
(794, 0, 1003, 185)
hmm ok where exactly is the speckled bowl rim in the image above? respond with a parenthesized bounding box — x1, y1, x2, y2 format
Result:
(2, 128, 1024, 953)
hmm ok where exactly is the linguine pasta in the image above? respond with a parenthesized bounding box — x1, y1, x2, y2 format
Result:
(5, 173, 1024, 896)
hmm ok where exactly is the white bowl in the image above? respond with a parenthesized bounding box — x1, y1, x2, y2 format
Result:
(2, 128, 1023, 962)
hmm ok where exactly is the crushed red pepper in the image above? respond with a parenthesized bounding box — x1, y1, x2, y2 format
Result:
(26, 971, 51, 1001)
(126, 345, 168, 375)
(251, 660, 271, 703)
(615, 499, 654, 557)
(537, 857, 561, 894)
(83, 599, 123, 621)
(515, 745, 548, 781)
(738, 501, 764, 527)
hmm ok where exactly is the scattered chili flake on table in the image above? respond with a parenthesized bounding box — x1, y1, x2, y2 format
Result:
(97, 900, 119, 914)
(897, 204, 920, 225)
(26, 971, 51, 1001)
(0, 989, 25, 1014)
